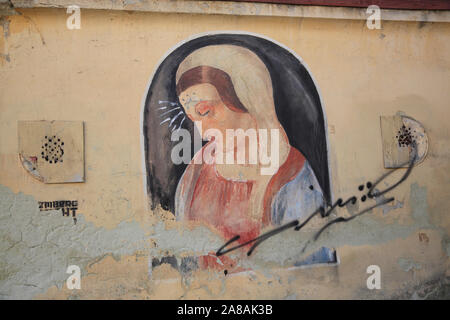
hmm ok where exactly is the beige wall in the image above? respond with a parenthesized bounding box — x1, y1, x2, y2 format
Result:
(0, 7, 449, 299)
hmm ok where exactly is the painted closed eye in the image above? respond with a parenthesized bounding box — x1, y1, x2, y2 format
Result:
(195, 101, 215, 117)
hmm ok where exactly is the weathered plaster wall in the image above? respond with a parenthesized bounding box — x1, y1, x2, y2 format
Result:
(0, 7, 449, 299)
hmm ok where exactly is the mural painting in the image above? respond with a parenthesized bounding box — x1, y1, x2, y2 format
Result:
(143, 34, 337, 273)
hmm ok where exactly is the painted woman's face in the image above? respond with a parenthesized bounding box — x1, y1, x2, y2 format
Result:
(178, 83, 255, 140)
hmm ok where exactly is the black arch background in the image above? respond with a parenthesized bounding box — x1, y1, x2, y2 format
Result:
(143, 34, 331, 213)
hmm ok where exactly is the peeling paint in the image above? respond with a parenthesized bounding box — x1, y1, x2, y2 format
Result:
(410, 183, 431, 227)
(0, 185, 149, 300)
(0, 16, 10, 37)
(19, 154, 43, 182)
(149, 222, 224, 258)
(374, 188, 404, 215)
(147, 182, 439, 279)
(442, 235, 450, 257)
(398, 257, 422, 272)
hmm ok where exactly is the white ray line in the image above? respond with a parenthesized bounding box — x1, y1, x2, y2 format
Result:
(160, 118, 171, 125)
(158, 100, 179, 106)
(169, 111, 183, 127)
(159, 107, 180, 117)
(170, 115, 183, 131)
(177, 116, 186, 132)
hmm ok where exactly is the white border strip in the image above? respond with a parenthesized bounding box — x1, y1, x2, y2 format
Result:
(10, 0, 450, 22)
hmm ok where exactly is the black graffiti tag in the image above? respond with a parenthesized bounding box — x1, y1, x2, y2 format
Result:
(38, 200, 78, 224)
(216, 151, 417, 257)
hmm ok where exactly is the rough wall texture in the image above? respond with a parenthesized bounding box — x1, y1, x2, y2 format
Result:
(0, 185, 149, 299)
(0, 7, 449, 299)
